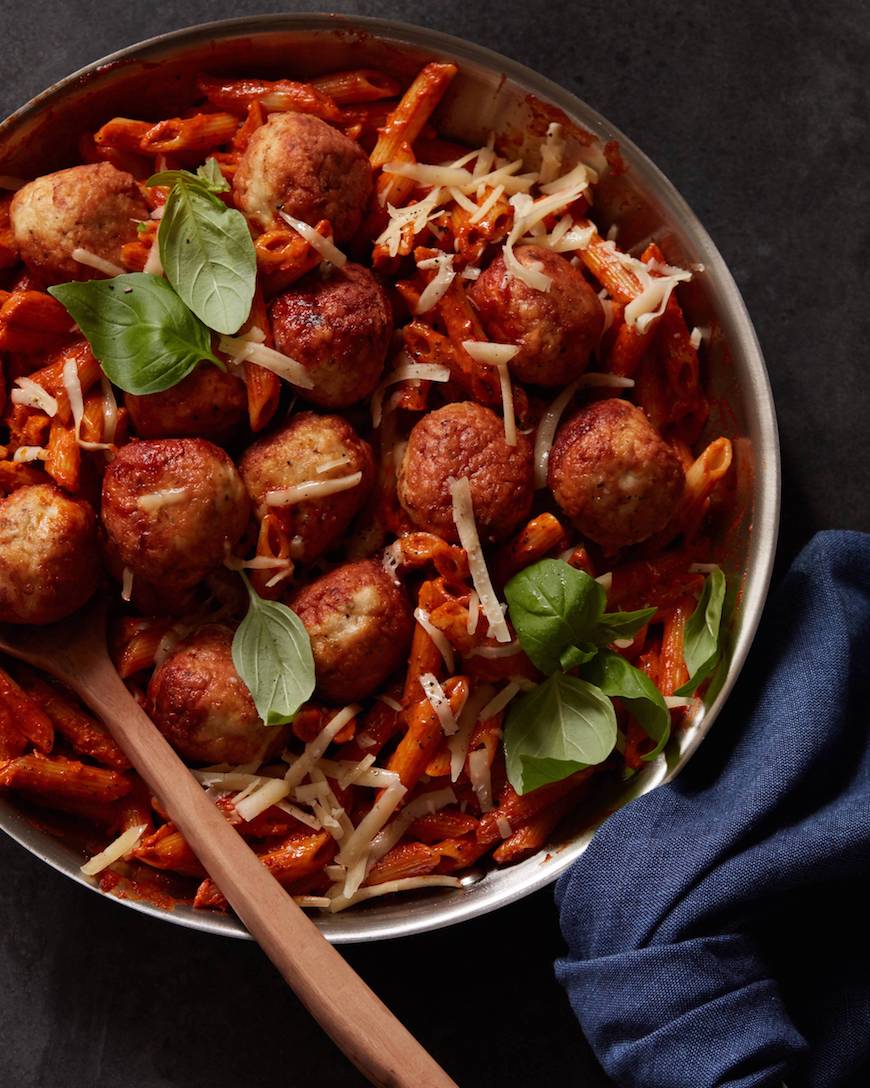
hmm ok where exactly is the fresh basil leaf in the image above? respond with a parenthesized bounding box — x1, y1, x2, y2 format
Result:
(196, 158, 231, 193)
(48, 273, 221, 395)
(675, 566, 727, 695)
(157, 175, 256, 335)
(505, 559, 606, 674)
(231, 576, 316, 726)
(146, 157, 229, 195)
(504, 672, 617, 794)
(596, 606, 657, 644)
(560, 643, 598, 671)
(583, 650, 670, 760)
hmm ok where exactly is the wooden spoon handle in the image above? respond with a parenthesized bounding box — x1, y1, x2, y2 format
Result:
(80, 659, 457, 1088)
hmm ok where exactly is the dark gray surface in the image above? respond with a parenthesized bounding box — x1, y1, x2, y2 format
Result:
(1, 3, 868, 1086)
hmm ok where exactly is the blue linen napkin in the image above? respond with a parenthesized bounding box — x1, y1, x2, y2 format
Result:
(555, 531, 870, 1088)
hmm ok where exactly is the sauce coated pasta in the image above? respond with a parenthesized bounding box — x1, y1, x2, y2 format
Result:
(0, 60, 733, 914)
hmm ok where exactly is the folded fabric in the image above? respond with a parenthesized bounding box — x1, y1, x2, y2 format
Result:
(555, 531, 870, 1088)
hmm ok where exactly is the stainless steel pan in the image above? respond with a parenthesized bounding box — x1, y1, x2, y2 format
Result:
(0, 14, 780, 943)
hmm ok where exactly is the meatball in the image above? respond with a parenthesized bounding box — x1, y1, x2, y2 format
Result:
(240, 412, 374, 562)
(290, 560, 413, 703)
(397, 402, 534, 545)
(270, 263, 391, 408)
(233, 111, 372, 241)
(125, 363, 247, 441)
(548, 398, 685, 551)
(102, 438, 250, 591)
(10, 163, 148, 285)
(147, 625, 284, 765)
(0, 485, 99, 624)
(469, 246, 604, 387)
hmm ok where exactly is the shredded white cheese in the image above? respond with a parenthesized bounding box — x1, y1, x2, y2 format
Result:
(100, 376, 118, 445)
(10, 377, 59, 417)
(62, 356, 110, 451)
(282, 704, 361, 790)
(538, 123, 566, 184)
(539, 161, 597, 196)
(223, 554, 291, 573)
(328, 875, 461, 913)
(71, 247, 125, 278)
(278, 209, 347, 268)
(415, 252, 456, 314)
(235, 775, 292, 823)
(606, 249, 693, 333)
(467, 590, 480, 635)
(383, 162, 474, 188)
(264, 472, 362, 507)
(336, 776, 407, 874)
(12, 446, 47, 463)
(218, 335, 314, 389)
(461, 341, 519, 368)
(121, 567, 134, 603)
(413, 608, 455, 672)
(478, 681, 522, 722)
(375, 189, 447, 258)
(462, 341, 518, 447)
(448, 683, 496, 782)
(467, 748, 494, 813)
(316, 758, 402, 790)
(466, 640, 521, 659)
(378, 694, 403, 713)
(370, 357, 451, 427)
(504, 195, 552, 291)
(295, 895, 332, 909)
(137, 487, 188, 513)
(368, 787, 457, 863)
(534, 379, 579, 490)
(468, 182, 505, 225)
(316, 455, 352, 474)
(275, 800, 323, 831)
(80, 824, 147, 876)
(419, 672, 461, 736)
(496, 815, 513, 839)
(293, 780, 332, 804)
(449, 476, 511, 644)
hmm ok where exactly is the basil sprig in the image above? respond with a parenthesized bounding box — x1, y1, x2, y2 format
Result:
(504, 559, 654, 673)
(231, 575, 316, 726)
(675, 566, 727, 695)
(582, 651, 670, 761)
(504, 673, 617, 795)
(48, 274, 222, 395)
(502, 559, 667, 794)
(148, 157, 256, 335)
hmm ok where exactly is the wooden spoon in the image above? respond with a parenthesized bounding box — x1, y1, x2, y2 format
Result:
(0, 597, 457, 1088)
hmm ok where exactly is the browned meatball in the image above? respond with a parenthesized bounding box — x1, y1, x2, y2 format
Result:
(270, 264, 391, 408)
(469, 246, 604, 387)
(233, 111, 372, 241)
(240, 412, 374, 562)
(125, 363, 247, 441)
(397, 402, 534, 545)
(102, 439, 250, 591)
(0, 485, 99, 624)
(290, 560, 413, 703)
(548, 398, 685, 551)
(147, 625, 284, 764)
(10, 163, 148, 284)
